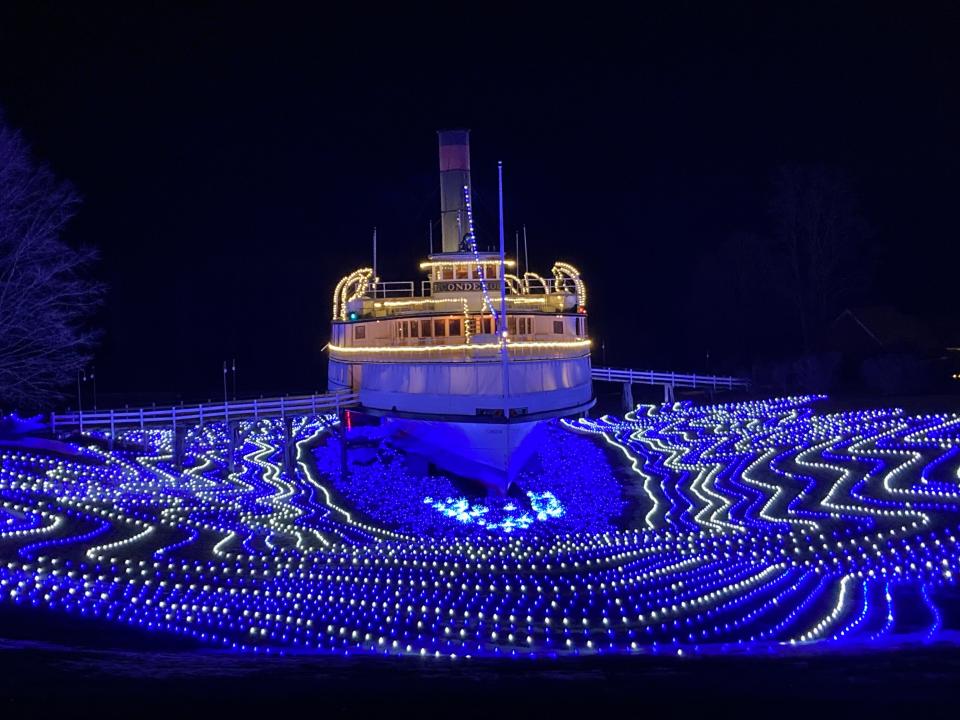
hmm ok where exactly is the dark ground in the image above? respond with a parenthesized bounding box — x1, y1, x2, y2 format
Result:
(2, 633, 960, 718)
(1, 586, 960, 718)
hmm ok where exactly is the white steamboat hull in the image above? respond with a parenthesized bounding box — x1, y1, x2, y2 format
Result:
(328, 356, 593, 493)
(386, 418, 544, 495)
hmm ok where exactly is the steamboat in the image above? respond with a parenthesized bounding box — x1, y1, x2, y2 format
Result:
(327, 130, 593, 493)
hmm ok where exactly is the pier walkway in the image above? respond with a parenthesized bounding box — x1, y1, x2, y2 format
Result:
(590, 366, 749, 404)
(50, 391, 360, 433)
(51, 366, 747, 434)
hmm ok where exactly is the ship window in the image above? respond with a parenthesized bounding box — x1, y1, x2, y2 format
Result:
(434, 319, 446, 337)
(409, 320, 419, 338)
(449, 318, 461, 336)
(553, 320, 564, 334)
(510, 317, 532, 335)
(576, 317, 586, 336)
(465, 317, 477, 335)
(354, 325, 366, 340)
(486, 263, 498, 279)
(420, 319, 432, 337)
(442, 267, 454, 280)
(455, 265, 469, 280)
(482, 316, 493, 334)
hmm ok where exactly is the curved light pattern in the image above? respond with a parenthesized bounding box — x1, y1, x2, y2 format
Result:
(1, 396, 960, 658)
(523, 272, 548, 294)
(503, 273, 524, 295)
(332, 268, 376, 320)
(551, 262, 586, 307)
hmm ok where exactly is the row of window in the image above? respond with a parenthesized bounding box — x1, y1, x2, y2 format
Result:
(353, 315, 586, 341)
(397, 317, 464, 339)
(434, 264, 501, 281)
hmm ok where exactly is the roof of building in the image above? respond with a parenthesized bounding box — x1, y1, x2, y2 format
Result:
(828, 306, 938, 352)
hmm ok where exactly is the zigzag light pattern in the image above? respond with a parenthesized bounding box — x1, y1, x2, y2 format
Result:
(1, 396, 959, 657)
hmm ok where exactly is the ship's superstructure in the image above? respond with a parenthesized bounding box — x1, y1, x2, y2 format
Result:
(327, 130, 593, 491)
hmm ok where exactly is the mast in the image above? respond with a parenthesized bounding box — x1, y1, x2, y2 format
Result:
(515, 231, 520, 276)
(523, 224, 529, 275)
(498, 161, 510, 411)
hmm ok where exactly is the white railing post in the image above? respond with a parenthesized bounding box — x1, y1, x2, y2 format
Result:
(591, 365, 746, 393)
(110, 410, 115, 439)
(139, 408, 144, 431)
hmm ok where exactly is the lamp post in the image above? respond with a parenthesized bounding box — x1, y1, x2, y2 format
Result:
(76, 368, 85, 415)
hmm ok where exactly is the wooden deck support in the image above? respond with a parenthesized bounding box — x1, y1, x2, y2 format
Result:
(173, 425, 188, 470)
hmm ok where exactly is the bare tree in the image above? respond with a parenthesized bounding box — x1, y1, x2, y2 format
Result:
(0, 110, 102, 409)
(770, 164, 871, 352)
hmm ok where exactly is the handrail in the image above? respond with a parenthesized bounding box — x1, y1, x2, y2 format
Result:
(51, 391, 360, 432)
(369, 281, 416, 298)
(52, 368, 746, 432)
(591, 366, 749, 390)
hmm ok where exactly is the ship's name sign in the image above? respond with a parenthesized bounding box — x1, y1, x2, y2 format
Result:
(432, 280, 502, 293)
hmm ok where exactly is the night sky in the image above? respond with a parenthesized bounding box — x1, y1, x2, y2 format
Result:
(1, 3, 958, 403)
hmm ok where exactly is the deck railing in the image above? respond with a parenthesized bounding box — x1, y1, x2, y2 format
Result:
(406, 279, 568, 297)
(50, 391, 361, 433)
(369, 281, 416, 298)
(51, 367, 746, 434)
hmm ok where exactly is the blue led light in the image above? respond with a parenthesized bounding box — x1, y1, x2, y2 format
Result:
(0, 396, 959, 657)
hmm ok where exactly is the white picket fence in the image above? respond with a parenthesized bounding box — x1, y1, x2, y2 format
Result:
(50, 366, 747, 433)
(50, 391, 361, 433)
(591, 366, 749, 390)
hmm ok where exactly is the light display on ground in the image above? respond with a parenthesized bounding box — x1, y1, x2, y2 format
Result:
(423, 491, 565, 532)
(1, 396, 959, 657)
(310, 421, 621, 538)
